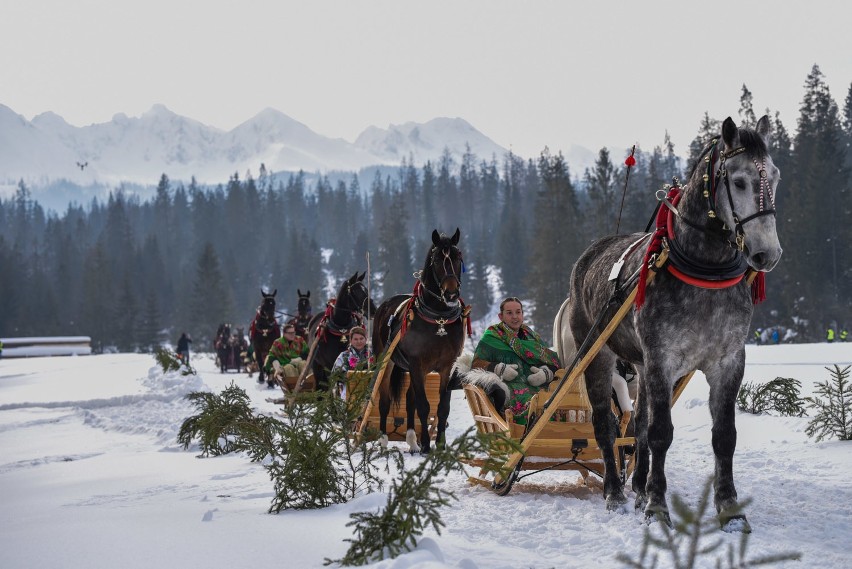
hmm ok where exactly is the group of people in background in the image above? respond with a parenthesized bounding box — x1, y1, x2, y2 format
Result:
(261, 324, 374, 390)
(826, 324, 848, 343)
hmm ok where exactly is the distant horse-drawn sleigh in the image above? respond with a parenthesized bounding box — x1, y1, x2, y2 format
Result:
(214, 324, 248, 373)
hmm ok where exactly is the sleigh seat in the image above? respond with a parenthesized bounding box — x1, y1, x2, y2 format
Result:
(464, 369, 692, 491)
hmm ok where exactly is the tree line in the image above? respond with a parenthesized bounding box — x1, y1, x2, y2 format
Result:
(1, 64, 849, 349)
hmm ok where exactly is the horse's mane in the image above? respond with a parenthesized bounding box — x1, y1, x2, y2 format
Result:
(687, 124, 769, 182)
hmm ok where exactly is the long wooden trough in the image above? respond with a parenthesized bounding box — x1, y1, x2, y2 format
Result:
(0, 336, 92, 358)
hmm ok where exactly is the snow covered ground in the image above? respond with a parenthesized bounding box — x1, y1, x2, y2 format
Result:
(1, 344, 850, 568)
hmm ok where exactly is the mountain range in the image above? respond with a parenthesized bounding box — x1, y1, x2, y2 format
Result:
(0, 103, 602, 209)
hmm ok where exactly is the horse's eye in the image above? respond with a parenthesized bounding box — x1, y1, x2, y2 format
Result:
(734, 179, 746, 190)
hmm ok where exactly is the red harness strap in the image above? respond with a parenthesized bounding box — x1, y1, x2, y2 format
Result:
(637, 186, 766, 308)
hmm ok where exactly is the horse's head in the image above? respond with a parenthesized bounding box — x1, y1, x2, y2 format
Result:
(297, 289, 312, 318)
(259, 288, 277, 319)
(343, 271, 376, 319)
(426, 228, 463, 304)
(713, 116, 782, 272)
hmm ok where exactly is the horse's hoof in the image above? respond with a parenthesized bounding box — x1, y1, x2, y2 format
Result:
(720, 514, 752, 534)
(644, 508, 673, 528)
(606, 493, 629, 513)
(267, 382, 276, 389)
(378, 435, 389, 450)
(257, 377, 264, 384)
(634, 493, 648, 512)
(419, 446, 431, 456)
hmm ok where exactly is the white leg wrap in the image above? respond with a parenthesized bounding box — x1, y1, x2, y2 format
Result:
(612, 372, 633, 413)
(379, 434, 388, 449)
(406, 429, 420, 453)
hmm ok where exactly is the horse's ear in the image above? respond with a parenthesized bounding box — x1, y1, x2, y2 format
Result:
(756, 115, 771, 143)
(298, 288, 302, 297)
(722, 117, 739, 149)
(306, 290, 310, 298)
(432, 229, 441, 246)
(451, 228, 460, 245)
(272, 289, 277, 297)
(358, 271, 366, 281)
(350, 271, 358, 282)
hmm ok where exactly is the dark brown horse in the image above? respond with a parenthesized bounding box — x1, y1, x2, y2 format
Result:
(373, 229, 468, 454)
(306, 273, 376, 390)
(286, 289, 312, 340)
(249, 289, 280, 387)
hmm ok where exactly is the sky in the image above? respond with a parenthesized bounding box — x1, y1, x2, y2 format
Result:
(1, 342, 850, 568)
(2, 1, 852, 161)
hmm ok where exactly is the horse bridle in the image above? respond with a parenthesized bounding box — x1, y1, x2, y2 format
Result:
(661, 138, 777, 252)
(420, 244, 463, 305)
(704, 138, 777, 251)
(340, 280, 370, 317)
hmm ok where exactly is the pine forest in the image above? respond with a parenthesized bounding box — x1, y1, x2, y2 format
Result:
(1, 65, 850, 349)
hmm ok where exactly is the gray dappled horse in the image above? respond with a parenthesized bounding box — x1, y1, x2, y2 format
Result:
(558, 116, 781, 531)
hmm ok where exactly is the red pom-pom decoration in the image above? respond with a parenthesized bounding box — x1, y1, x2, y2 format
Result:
(625, 155, 636, 167)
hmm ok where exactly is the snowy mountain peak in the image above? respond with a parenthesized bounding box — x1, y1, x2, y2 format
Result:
(354, 116, 506, 163)
(0, 104, 516, 190)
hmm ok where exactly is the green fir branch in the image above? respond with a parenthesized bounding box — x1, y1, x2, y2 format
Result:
(616, 478, 800, 569)
(736, 377, 805, 417)
(805, 365, 852, 441)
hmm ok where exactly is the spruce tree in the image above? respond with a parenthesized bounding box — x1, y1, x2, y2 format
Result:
(738, 84, 757, 127)
(786, 65, 850, 333)
(584, 147, 618, 240)
(686, 112, 720, 174)
(187, 242, 233, 345)
(527, 149, 581, 338)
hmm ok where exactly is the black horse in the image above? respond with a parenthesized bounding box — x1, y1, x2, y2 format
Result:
(249, 289, 280, 387)
(560, 117, 781, 531)
(306, 273, 376, 390)
(286, 289, 312, 340)
(373, 229, 467, 454)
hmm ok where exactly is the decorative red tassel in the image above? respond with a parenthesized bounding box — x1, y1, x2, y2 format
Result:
(751, 272, 766, 304)
(636, 186, 679, 309)
(625, 155, 636, 167)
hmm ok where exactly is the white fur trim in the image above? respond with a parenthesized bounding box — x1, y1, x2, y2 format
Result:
(462, 368, 511, 402)
(452, 351, 474, 376)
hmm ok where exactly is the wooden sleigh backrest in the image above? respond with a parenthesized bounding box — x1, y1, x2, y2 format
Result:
(347, 370, 442, 439)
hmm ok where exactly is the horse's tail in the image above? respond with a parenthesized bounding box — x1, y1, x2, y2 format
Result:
(552, 296, 577, 368)
(388, 365, 405, 406)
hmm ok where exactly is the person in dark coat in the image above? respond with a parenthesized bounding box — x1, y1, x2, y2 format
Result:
(177, 332, 192, 363)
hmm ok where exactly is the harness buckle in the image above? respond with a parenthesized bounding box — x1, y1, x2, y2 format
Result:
(736, 233, 745, 251)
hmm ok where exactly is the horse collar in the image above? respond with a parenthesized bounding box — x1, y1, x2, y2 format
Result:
(414, 296, 463, 336)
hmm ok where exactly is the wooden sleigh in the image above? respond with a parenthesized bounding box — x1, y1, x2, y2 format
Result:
(346, 370, 442, 441)
(464, 369, 692, 491)
(465, 248, 706, 495)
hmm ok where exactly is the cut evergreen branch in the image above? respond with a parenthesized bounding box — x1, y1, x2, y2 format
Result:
(805, 364, 852, 441)
(154, 346, 195, 375)
(177, 379, 396, 512)
(736, 377, 805, 416)
(177, 382, 276, 457)
(616, 478, 801, 568)
(265, 388, 398, 512)
(329, 427, 519, 567)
